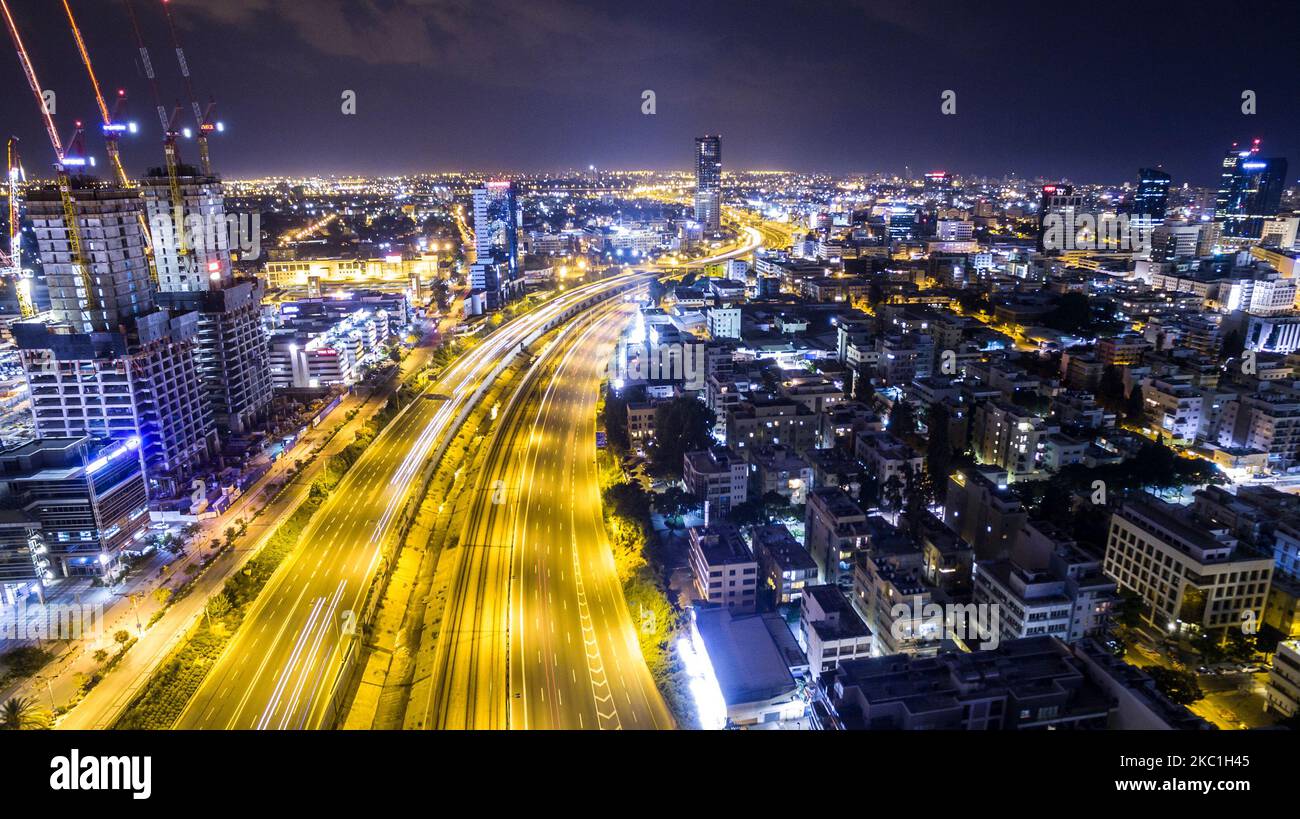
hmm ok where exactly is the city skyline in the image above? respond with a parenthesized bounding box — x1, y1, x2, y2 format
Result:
(0, 0, 1297, 182)
(2, 1, 1300, 793)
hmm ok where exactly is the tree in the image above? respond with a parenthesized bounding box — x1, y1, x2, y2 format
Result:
(857, 469, 881, 508)
(925, 403, 953, 501)
(900, 465, 932, 535)
(882, 473, 905, 514)
(649, 398, 716, 478)
(725, 499, 768, 528)
(1097, 364, 1127, 411)
(1125, 385, 1146, 424)
(1042, 292, 1094, 334)
(113, 629, 131, 647)
(1145, 667, 1204, 705)
(1221, 328, 1245, 361)
(1113, 589, 1147, 630)
(603, 482, 651, 525)
(888, 399, 916, 437)
(655, 486, 698, 522)
(0, 696, 45, 730)
(601, 388, 630, 453)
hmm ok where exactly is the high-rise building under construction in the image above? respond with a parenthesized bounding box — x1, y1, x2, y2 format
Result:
(14, 178, 215, 496)
(140, 165, 272, 436)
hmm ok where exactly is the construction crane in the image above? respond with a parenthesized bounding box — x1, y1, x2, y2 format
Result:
(0, 0, 99, 320)
(160, 0, 222, 176)
(4, 136, 34, 317)
(61, 0, 161, 286)
(124, 0, 192, 271)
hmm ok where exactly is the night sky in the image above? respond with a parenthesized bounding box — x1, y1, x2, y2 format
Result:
(2, 0, 1298, 184)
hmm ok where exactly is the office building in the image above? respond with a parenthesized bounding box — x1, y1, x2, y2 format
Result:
(694, 135, 722, 235)
(1132, 167, 1171, 222)
(0, 436, 149, 584)
(470, 181, 523, 310)
(1215, 141, 1289, 240)
(1103, 496, 1273, 633)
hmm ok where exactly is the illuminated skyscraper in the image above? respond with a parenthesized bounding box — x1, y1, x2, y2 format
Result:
(1133, 167, 1171, 222)
(470, 180, 523, 311)
(1037, 183, 1083, 251)
(1216, 140, 1289, 239)
(695, 135, 722, 234)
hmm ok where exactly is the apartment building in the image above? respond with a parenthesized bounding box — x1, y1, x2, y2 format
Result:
(943, 467, 1029, 560)
(688, 523, 759, 613)
(854, 431, 924, 489)
(826, 636, 1114, 730)
(749, 523, 818, 604)
(971, 400, 1047, 479)
(725, 396, 818, 454)
(799, 584, 874, 674)
(683, 447, 748, 516)
(1265, 640, 1300, 717)
(805, 486, 871, 587)
(974, 544, 1116, 644)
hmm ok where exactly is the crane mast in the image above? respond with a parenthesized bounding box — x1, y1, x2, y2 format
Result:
(161, 0, 219, 176)
(0, 0, 99, 319)
(125, 0, 193, 269)
(62, 0, 161, 286)
(6, 136, 33, 318)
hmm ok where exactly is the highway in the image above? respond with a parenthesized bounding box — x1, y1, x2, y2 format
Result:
(172, 273, 645, 729)
(419, 297, 671, 729)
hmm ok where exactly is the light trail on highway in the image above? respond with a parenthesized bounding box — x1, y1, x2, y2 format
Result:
(173, 272, 648, 729)
(419, 296, 671, 730)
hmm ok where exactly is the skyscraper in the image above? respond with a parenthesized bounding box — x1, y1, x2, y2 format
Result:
(1216, 140, 1289, 239)
(470, 181, 522, 312)
(1037, 183, 1083, 252)
(1132, 167, 1171, 222)
(14, 178, 215, 496)
(141, 166, 273, 436)
(694, 135, 722, 235)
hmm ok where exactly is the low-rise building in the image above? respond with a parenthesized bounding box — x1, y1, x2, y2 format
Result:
(805, 486, 870, 587)
(1266, 639, 1300, 717)
(688, 523, 759, 613)
(799, 584, 873, 674)
(683, 447, 748, 516)
(750, 523, 818, 605)
(826, 636, 1114, 730)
